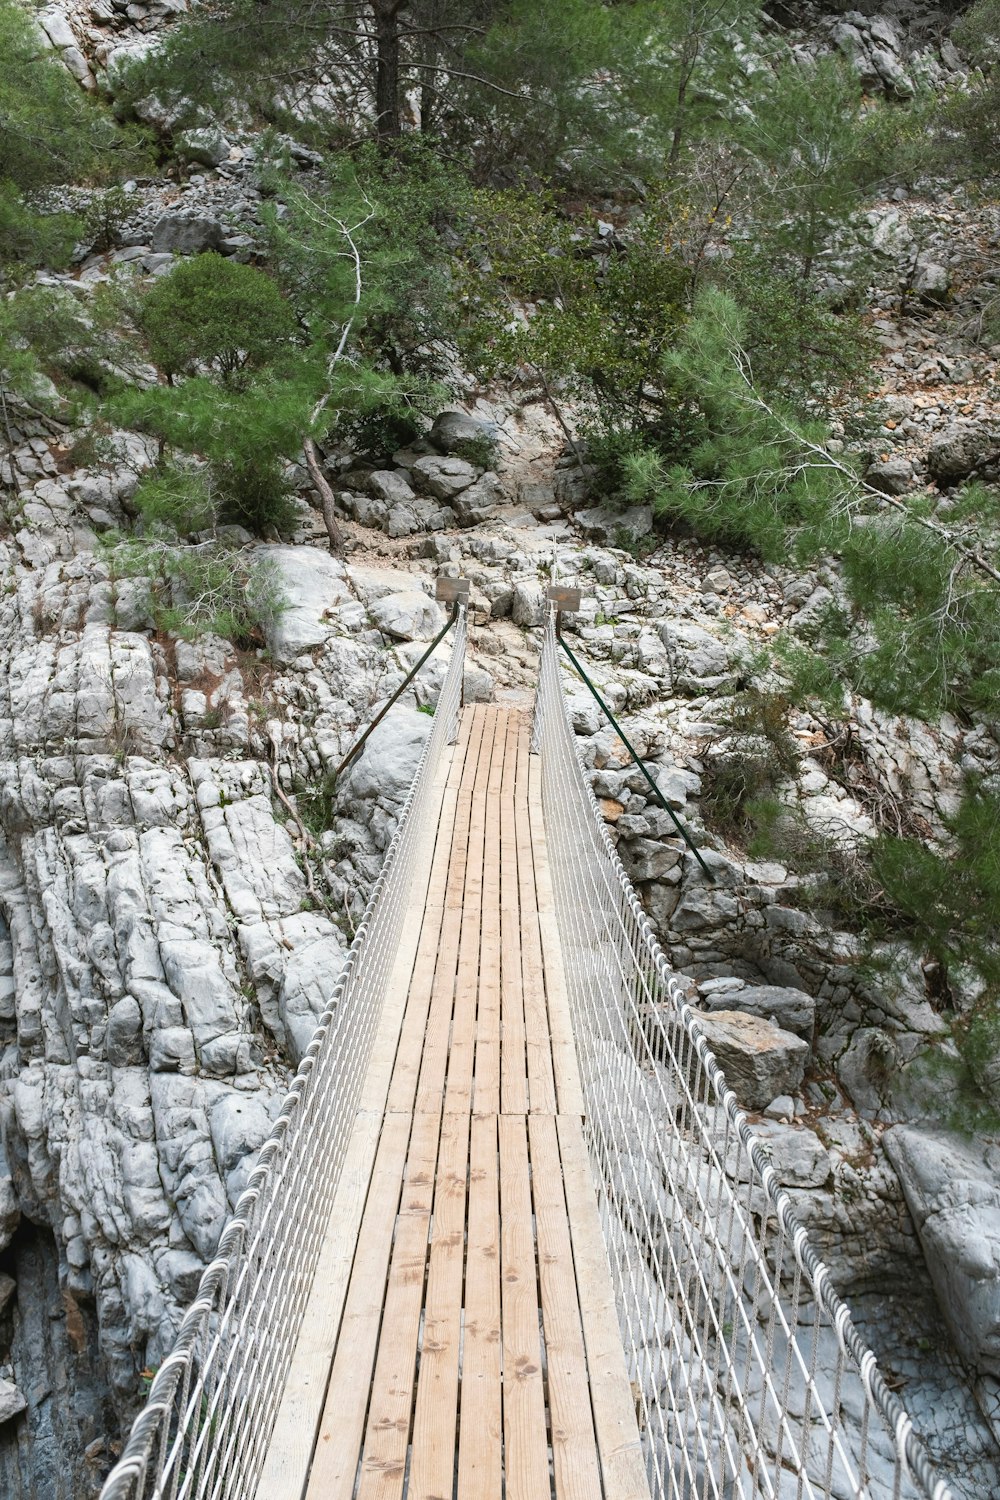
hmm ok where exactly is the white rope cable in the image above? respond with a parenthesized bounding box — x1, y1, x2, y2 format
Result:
(533, 608, 953, 1500)
(99, 609, 468, 1500)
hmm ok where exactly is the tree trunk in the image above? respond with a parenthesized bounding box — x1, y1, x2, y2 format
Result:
(373, 0, 407, 146)
(303, 437, 346, 554)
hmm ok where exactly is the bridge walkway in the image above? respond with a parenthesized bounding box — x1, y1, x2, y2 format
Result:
(261, 703, 650, 1500)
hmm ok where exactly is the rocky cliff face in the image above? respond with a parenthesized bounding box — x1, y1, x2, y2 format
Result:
(0, 439, 524, 1487)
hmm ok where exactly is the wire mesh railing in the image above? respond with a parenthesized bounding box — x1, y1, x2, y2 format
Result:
(99, 607, 467, 1500)
(533, 609, 952, 1500)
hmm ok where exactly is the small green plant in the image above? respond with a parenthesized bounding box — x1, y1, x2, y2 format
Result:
(417, 702, 436, 717)
(104, 533, 284, 646)
(294, 771, 339, 839)
(451, 433, 497, 470)
(700, 689, 800, 833)
(342, 404, 423, 462)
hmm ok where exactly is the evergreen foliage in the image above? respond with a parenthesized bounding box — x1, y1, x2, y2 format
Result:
(137, 255, 298, 385)
(0, 0, 146, 273)
(107, 530, 285, 643)
(871, 782, 1000, 990)
(117, 0, 679, 184)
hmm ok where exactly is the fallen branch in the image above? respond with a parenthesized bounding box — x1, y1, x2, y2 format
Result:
(268, 762, 324, 907)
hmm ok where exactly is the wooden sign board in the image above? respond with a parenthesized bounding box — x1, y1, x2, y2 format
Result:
(547, 586, 582, 611)
(435, 576, 471, 603)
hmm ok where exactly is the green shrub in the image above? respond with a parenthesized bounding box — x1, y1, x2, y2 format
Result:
(451, 434, 498, 471)
(700, 689, 800, 832)
(106, 534, 284, 645)
(212, 456, 299, 535)
(870, 783, 1000, 988)
(137, 256, 296, 386)
(132, 462, 215, 535)
(294, 771, 339, 838)
(342, 405, 423, 462)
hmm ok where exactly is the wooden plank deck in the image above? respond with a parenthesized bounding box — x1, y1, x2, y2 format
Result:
(262, 705, 650, 1500)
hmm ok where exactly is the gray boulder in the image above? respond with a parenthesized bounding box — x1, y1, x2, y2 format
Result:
(696, 1010, 809, 1110)
(257, 545, 350, 663)
(430, 409, 494, 455)
(347, 565, 422, 603)
(884, 1127, 1000, 1376)
(370, 590, 444, 642)
(339, 707, 431, 809)
(866, 457, 914, 495)
(450, 472, 504, 526)
(368, 470, 417, 506)
(0, 1378, 27, 1425)
(151, 215, 225, 255)
(697, 982, 815, 1041)
(574, 505, 652, 546)
(411, 455, 479, 500)
(913, 259, 950, 304)
(175, 128, 231, 167)
(659, 620, 738, 691)
(511, 580, 547, 628)
(927, 422, 1000, 484)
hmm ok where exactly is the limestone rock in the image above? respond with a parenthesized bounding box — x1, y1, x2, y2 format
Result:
(0, 1378, 26, 1425)
(150, 215, 225, 255)
(866, 456, 914, 495)
(370, 590, 443, 642)
(885, 1127, 1000, 1377)
(410, 455, 478, 500)
(430, 409, 494, 454)
(697, 982, 815, 1040)
(913, 259, 950, 304)
(346, 565, 421, 603)
(257, 545, 350, 663)
(368, 470, 417, 506)
(338, 707, 431, 811)
(175, 128, 231, 167)
(276, 931, 347, 1063)
(450, 473, 504, 526)
(696, 1011, 809, 1110)
(511, 581, 547, 628)
(926, 422, 1000, 484)
(573, 505, 651, 546)
(659, 620, 738, 691)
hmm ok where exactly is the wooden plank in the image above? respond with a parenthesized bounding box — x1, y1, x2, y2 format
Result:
(557, 1118, 651, 1500)
(457, 1113, 502, 1500)
(416, 708, 494, 1114)
(443, 704, 496, 1114)
(355, 1107, 442, 1500)
(499, 713, 528, 1115)
(528, 758, 585, 1118)
(387, 708, 484, 1116)
(515, 721, 557, 1115)
(259, 729, 466, 1499)
(304, 1111, 414, 1500)
(499, 1113, 550, 1500)
(413, 898, 464, 1114)
(473, 711, 505, 1116)
(528, 1115, 603, 1500)
(409, 1109, 471, 1500)
(255, 1109, 382, 1499)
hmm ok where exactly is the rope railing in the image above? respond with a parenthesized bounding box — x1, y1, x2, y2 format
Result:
(533, 608, 952, 1500)
(99, 607, 468, 1500)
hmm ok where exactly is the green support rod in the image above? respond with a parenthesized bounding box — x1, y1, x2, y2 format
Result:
(556, 630, 716, 884)
(335, 604, 461, 783)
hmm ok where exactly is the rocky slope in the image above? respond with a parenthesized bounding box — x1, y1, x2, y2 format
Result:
(1, 1, 999, 1495)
